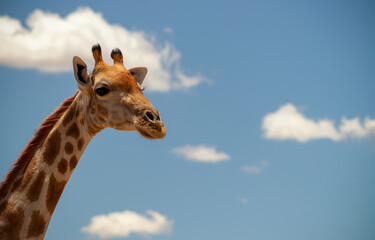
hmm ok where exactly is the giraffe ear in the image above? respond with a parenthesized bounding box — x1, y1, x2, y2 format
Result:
(129, 67, 148, 86)
(73, 56, 90, 88)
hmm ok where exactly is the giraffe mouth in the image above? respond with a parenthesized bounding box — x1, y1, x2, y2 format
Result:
(135, 119, 166, 139)
(137, 128, 155, 139)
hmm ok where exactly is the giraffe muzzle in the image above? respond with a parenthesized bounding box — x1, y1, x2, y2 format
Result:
(135, 109, 166, 139)
(143, 110, 161, 123)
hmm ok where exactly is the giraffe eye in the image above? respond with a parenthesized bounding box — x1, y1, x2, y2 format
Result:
(95, 87, 110, 96)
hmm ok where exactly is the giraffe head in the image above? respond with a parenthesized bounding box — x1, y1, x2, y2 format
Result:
(72, 44, 166, 139)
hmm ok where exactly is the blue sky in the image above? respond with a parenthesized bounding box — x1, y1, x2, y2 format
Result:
(0, 0, 374, 239)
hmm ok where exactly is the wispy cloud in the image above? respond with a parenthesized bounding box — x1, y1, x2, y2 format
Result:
(241, 165, 262, 174)
(0, 8, 207, 92)
(262, 103, 375, 142)
(81, 210, 174, 239)
(173, 69, 210, 90)
(241, 160, 269, 175)
(163, 27, 173, 34)
(171, 145, 230, 163)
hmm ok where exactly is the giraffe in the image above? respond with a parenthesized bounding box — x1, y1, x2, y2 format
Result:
(0, 44, 166, 239)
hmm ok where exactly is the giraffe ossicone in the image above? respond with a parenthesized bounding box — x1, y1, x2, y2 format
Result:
(0, 44, 166, 239)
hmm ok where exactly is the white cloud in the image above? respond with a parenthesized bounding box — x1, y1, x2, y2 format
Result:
(163, 27, 173, 34)
(241, 165, 262, 174)
(81, 210, 174, 239)
(171, 145, 230, 163)
(173, 70, 209, 90)
(262, 103, 375, 142)
(0, 8, 206, 92)
(339, 117, 375, 139)
(242, 160, 269, 175)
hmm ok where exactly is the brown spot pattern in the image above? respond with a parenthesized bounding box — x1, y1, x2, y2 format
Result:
(0, 204, 24, 240)
(27, 210, 46, 238)
(27, 171, 45, 202)
(0, 200, 8, 214)
(64, 142, 74, 154)
(19, 173, 33, 192)
(70, 156, 78, 171)
(75, 107, 81, 117)
(58, 158, 68, 174)
(43, 131, 61, 165)
(66, 123, 80, 139)
(77, 138, 84, 151)
(10, 178, 22, 193)
(19, 157, 37, 191)
(46, 174, 67, 214)
(62, 107, 75, 127)
(0, 92, 78, 200)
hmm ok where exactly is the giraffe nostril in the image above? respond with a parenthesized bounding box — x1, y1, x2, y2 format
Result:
(144, 111, 156, 122)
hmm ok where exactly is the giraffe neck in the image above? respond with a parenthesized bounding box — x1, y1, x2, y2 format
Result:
(0, 92, 102, 239)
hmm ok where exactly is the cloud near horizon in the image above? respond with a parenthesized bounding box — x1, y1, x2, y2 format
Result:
(172, 145, 230, 163)
(262, 103, 375, 142)
(0, 7, 206, 92)
(81, 210, 174, 239)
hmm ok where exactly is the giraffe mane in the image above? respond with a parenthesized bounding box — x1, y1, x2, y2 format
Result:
(0, 91, 79, 199)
